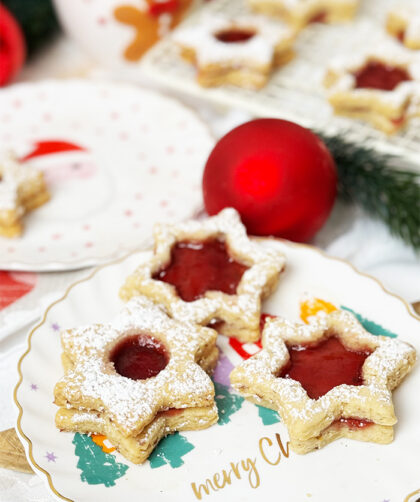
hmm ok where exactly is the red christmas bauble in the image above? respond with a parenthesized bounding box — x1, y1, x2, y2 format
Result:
(203, 119, 337, 242)
(0, 4, 26, 86)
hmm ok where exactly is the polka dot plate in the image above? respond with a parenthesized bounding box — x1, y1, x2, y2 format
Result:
(0, 80, 214, 271)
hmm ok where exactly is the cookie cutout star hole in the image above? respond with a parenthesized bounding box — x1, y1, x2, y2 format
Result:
(152, 238, 249, 302)
(279, 335, 372, 400)
(354, 60, 412, 91)
(120, 208, 286, 342)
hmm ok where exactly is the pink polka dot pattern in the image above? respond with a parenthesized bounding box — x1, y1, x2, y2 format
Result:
(0, 81, 214, 271)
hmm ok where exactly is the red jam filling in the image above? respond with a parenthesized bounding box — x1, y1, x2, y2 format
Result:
(279, 336, 372, 399)
(158, 408, 183, 418)
(309, 10, 327, 24)
(397, 30, 405, 43)
(153, 239, 248, 302)
(354, 61, 411, 91)
(391, 115, 406, 127)
(110, 334, 169, 380)
(334, 417, 374, 430)
(149, 0, 179, 17)
(215, 28, 256, 43)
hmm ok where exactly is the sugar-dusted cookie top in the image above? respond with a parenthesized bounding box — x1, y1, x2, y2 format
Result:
(120, 208, 286, 342)
(231, 309, 416, 445)
(173, 14, 295, 66)
(54, 296, 218, 437)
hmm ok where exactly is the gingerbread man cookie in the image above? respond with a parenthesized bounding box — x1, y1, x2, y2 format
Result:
(230, 309, 416, 454)
(54, 296, 219, 464)
(114, 0, 194, 61)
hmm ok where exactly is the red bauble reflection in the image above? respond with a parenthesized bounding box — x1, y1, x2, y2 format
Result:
(202, 119, 337, 242)
(0, 4, 26, 86)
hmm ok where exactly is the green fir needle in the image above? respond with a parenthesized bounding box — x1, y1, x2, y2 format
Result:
(318, 133, 420, 251)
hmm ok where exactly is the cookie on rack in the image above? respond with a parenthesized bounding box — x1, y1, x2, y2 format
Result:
(120, 208, 286, 343)
(386, 4, 420, 51)
(248, 0, 359, 30)
(173, 14, 296, 89)
(230, 309, 416, 454)
(0, 152, 50, 238)
(54, 296, 219, 464)
(323, 46, 420, 134)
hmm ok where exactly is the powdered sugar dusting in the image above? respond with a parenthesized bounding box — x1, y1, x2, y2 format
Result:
(0, 151, 40, 185)
(0, 151, 48, 222)
(56, 296, 217, 437)
(173, 14, 294, 66)
(0, 152, 33, 212)
(0, 177, 20, 212)
(388, 3, 420, 47)
(120, 208, 285, 342)
(70, 411, 106, 425)
(231, 309, 416, 439)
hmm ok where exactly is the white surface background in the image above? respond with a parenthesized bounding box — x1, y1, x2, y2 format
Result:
(0, 34, 419, 502)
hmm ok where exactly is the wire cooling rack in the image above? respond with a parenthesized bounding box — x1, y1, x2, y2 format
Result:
(141, 0, 420, 164)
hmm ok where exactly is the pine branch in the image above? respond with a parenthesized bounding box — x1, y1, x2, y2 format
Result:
(318, 133, 420, 251)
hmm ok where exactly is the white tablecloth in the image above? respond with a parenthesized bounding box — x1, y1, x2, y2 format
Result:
(0, 35, 419, 502)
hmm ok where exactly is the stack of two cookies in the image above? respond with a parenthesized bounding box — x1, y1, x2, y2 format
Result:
(54, 208, 287, 463)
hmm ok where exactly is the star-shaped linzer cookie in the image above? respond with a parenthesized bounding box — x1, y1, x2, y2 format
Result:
(323, 45, 420, 134)
(54, 296, 219, 463)
(230, 309, 416, 454)
(173, 14, 296, 89)
(120, 208, 286, 343)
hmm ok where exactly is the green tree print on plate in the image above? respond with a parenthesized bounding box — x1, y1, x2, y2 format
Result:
(149, 432, 194, 469)
(73, 433, 129, 487)
(214, 381, 244, 425)
(256, 405, 281, 425)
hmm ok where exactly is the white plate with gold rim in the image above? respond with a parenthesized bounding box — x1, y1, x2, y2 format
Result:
(14, 239, 420, 502)
(0, 80, 213, 271)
